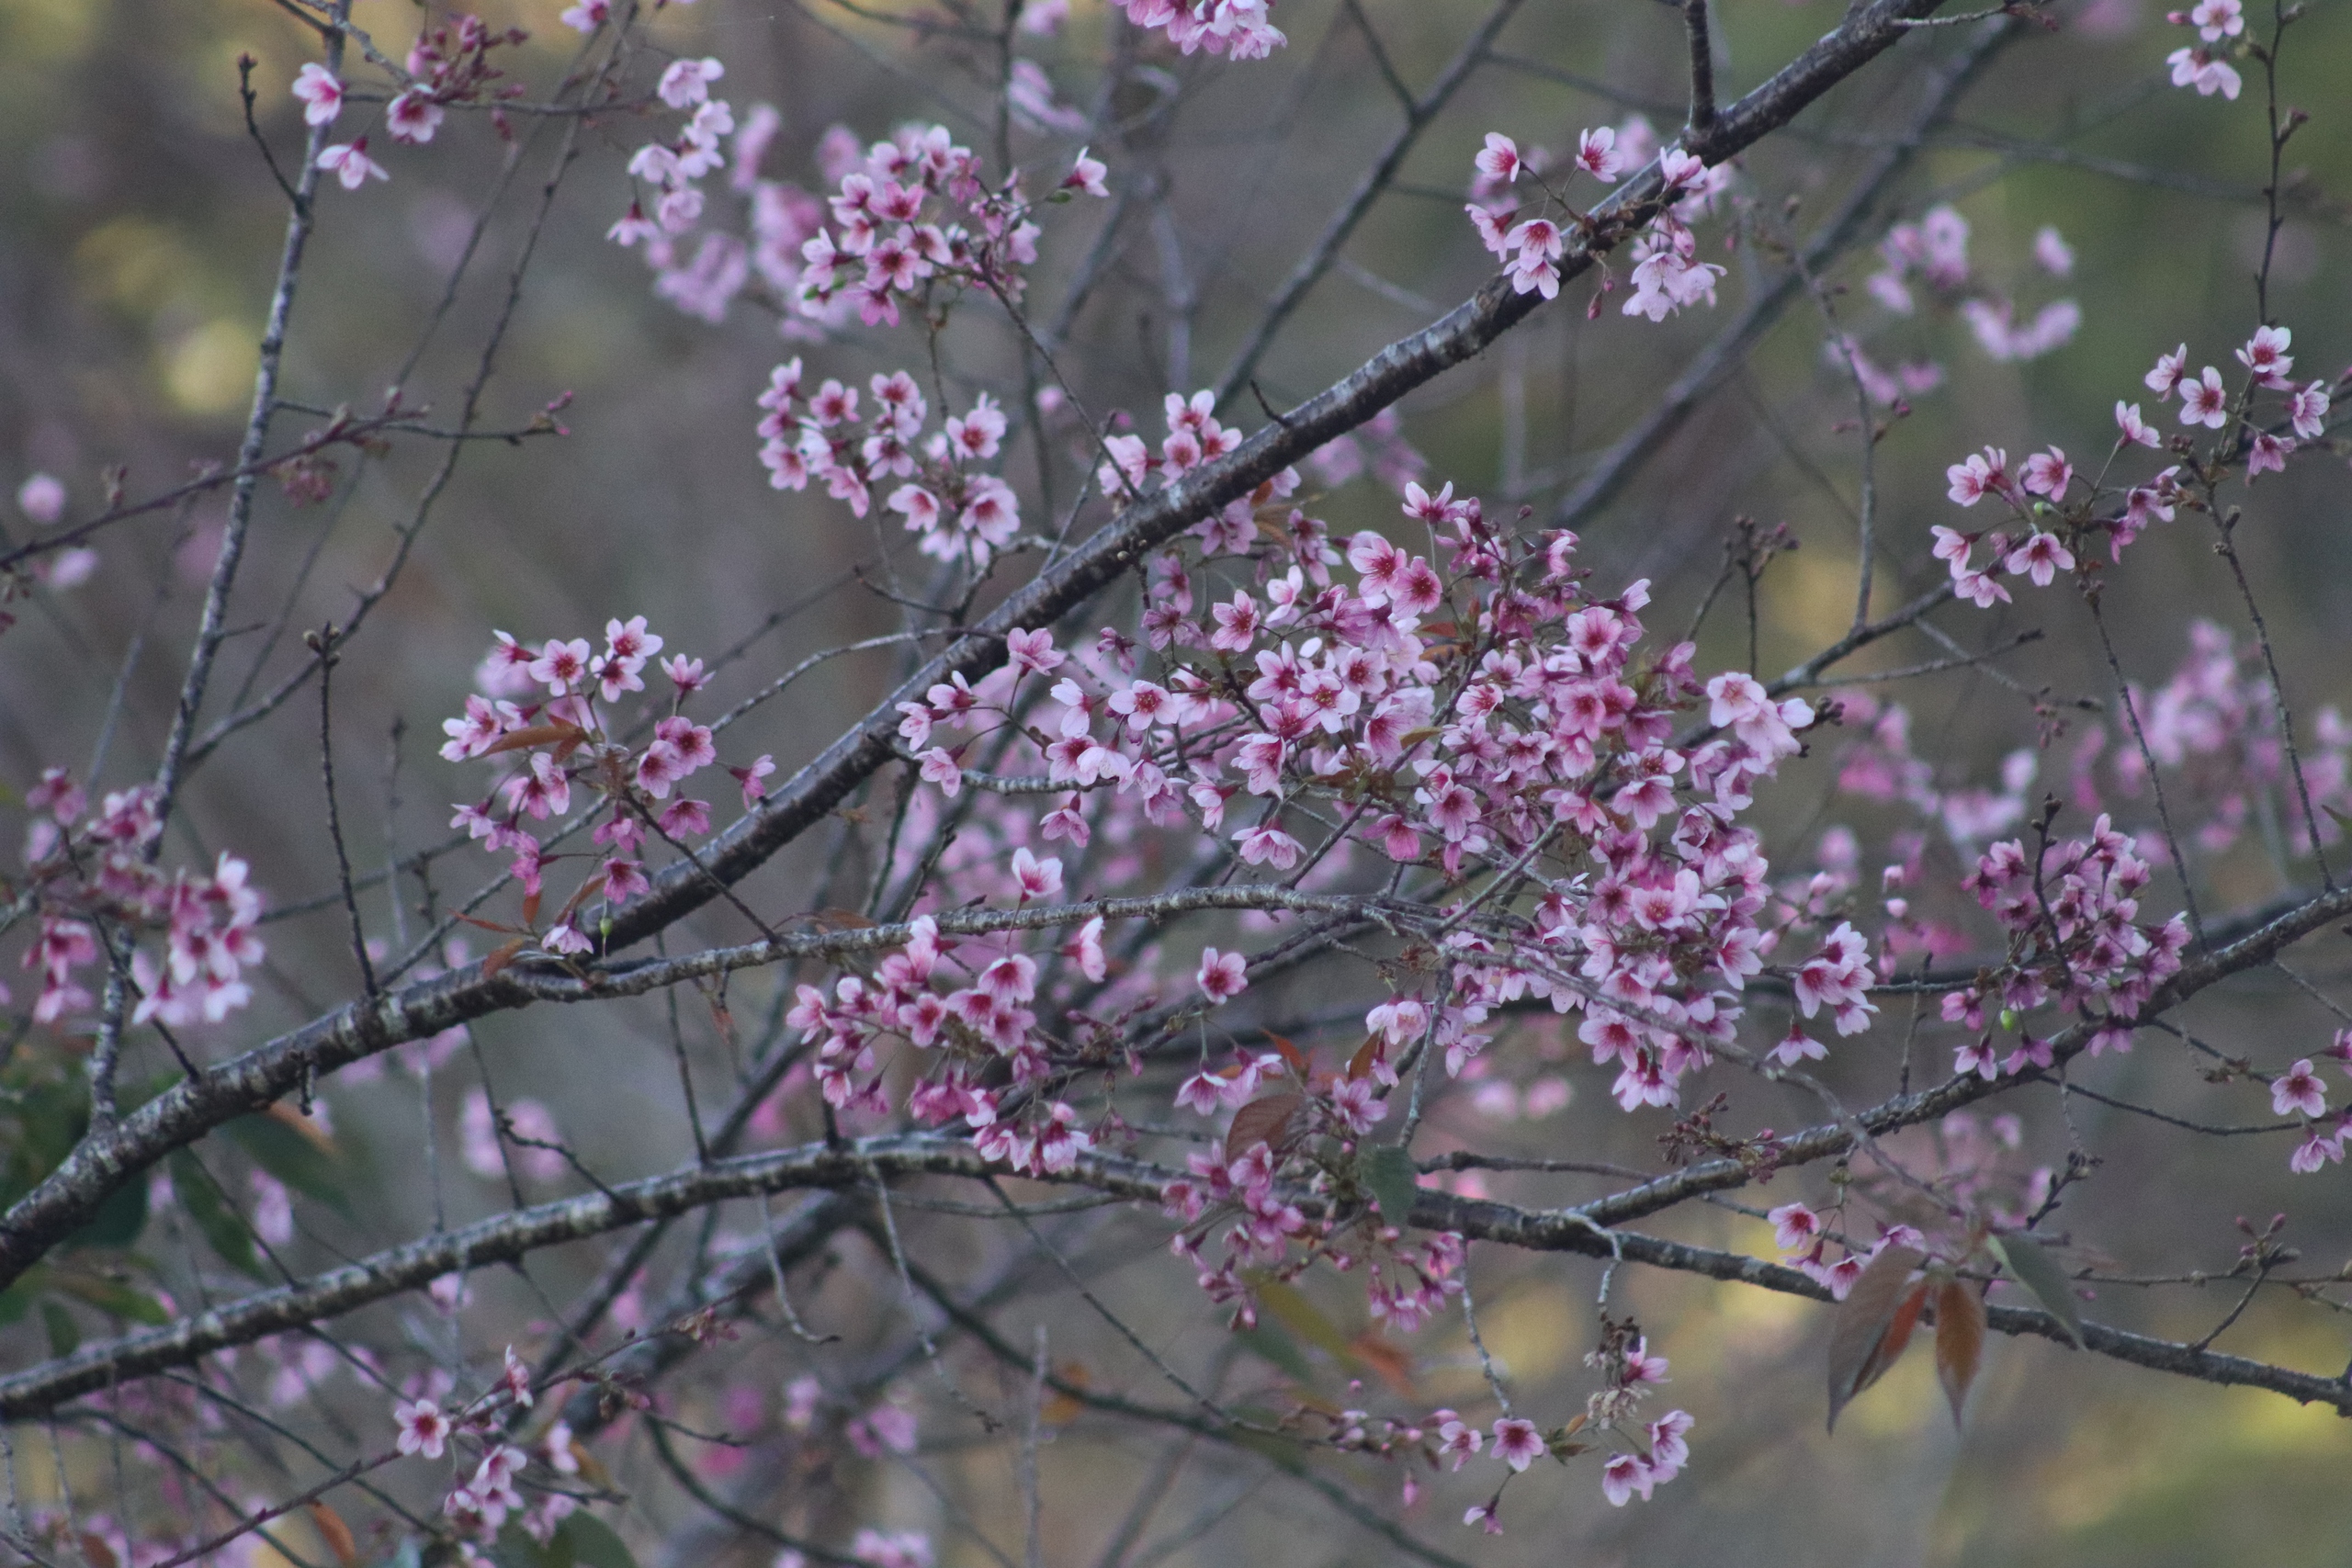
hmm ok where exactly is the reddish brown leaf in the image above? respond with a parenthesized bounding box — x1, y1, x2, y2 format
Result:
(1040, 1360, 1091, 1425)
(79, 1532, 119, 1568)
(481, 936, 529, 979)
(1345, 1036, 1381, 1082)
(1263, 1032, 1309, 1077)
(481, 722, 585, 757)
(813, 908, 876, 931)
(307, 1502, 359, 1568)
(1826, 1245, 1925, 1433)
(1933, 1276, 1988, 1427)
(521, 886, 542, 931)
(1347, 1329, 1418, 1398)
(1225, 1091, 1306, 1162)
(262, 1100, 338, 1153)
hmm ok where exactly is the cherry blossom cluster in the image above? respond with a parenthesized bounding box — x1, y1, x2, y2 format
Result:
(748, 468, 1908, 1517)
(12, 770, 266, 1030)
(1935, 323, 2332, 609)
(1159, 1074, 1469, 1337)
(1942, 812, 2189, 1076)
(386, 1348, 587, 1552)
(294, 15, 526, 191)
(1465, 117, 1728, 317)
(1763, 1110, 2052, 1290)
(442, 618, 773, 953)
(755, 359, 1026, 567)
(2109, 618, 2352, 858)
(1859, 203, 2080, 375)
(2165, 0, 2246, 98)
(1114, 0, 1286, 59)
(1446, 1321, 1691, 1524)
(603, 55, 741, 266)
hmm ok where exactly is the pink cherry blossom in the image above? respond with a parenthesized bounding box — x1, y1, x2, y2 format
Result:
(1768, 1202, 1820, 1252)
(658, 57, 726, 109)
(2234, 324, 2292, 387)
(1576, 126, 1626, 182)
(15, 472, 64, 524)
(1601, 1451, 1656, 1506)
(2178, 366, 2229, 428)
(2187, 0, 2244, 39)
(1491, 1416, 1544, 1472)
(315, 139, 390, 190)
(2273, 1059, 2326, 1119)
(1064, 148, 1110, 197)
(1474, 132, 1521, 186)
(387, 88, 445, 144)
(2166, 46, 2242, 97)
(1196, 946, 1248, 1003)
(2144, 343, 2189, 399)
(393, 1398, 450, 1459)
(291, 63, 345, 127)
(1010, 847, 1063, 901)
(2019, 447, 2072, 500)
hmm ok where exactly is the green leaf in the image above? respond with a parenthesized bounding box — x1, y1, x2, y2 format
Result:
(1235, 1323, 1314, 1384)
(1992, 1233, 2086, 1348)
(39, 1300, 80, 1358)
(53, 1274, 169, 1325)
(492, 1523, 571, 1568)
(223, 1114, 352, 1218)
(63, 1175, 149, 1251)
(1360, 1145, 1420, 1226)
(557, 1514, 637, 1568)
(169, 1152, 266, 1280)
(0, 1268, 51, 1326)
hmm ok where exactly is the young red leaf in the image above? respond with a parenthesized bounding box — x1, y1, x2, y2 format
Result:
(481, 721, 585, 757)
(1933, 1276, 1988, 1427)
(1826, 1245, 1926, 1432)
(1262, 1031, 1310, 1077)
(307, 1501, 360, 1568)
(1225, 1091, 1306, 1162)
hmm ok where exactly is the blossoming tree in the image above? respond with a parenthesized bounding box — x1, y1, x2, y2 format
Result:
(1, 0, 2347, 1562)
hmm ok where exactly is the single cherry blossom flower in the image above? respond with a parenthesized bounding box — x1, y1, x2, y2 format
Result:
(2166, 46, 2242, 97)
(2178, 365, 2229, 428)
(1474, 131, 1521, 186)
(387, 88, 445, 145)
(316, 139, 390, 190)
(658, 57, 725, 109)
(394, 1398, 451, 1459)
(291, 63, 345, 127)
(1768, 1202, 1821, 1252)
(2234, 323, 2292, 388)
(2187, 0, 2244, 39)
(1575, 126, 1626, 182)
(1491, 1417, 1544, 1472)
(1196, 946, 1248, 1003)
(16, 473, 64, 524)
(2273, 1058, 2326, 1119)
(1063, 148, 1109, 197)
